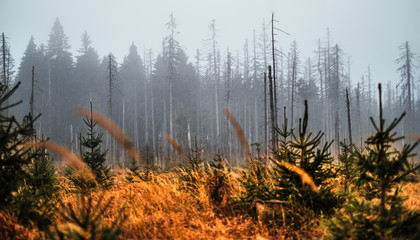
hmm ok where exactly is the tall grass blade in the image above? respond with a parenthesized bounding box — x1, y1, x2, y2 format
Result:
(75, 108, 142, 165)
(223, 108, 251, 161)
(279, 160, 319, 193)
(24, 141, 95, 181)
(164, 134, 187, 159)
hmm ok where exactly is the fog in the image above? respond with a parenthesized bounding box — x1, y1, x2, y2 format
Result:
(1, 0, 420, 164)
(2, 0, 420, 84)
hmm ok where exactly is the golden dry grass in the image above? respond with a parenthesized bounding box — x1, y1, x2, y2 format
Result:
(2, 169, 419, 239)
(0, 211, 39, 240)
(54, 171, 290, 239)
(9, 112, 420, 239)
(402, 181, 420, 211)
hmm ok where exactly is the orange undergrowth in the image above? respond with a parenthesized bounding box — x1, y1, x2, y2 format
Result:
(0, 211, 39, 240)
(54, 171, 288, 239)
(402, 181, 420, 211)
(2, 170, 419, 240)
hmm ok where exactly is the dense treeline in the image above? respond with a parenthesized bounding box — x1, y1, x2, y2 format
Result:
(5, 15, 420, 167)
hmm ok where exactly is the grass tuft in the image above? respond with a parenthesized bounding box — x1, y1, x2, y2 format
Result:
(223, 108, 251, 161)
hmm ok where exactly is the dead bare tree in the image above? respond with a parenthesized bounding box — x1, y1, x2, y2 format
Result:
(346, 88, 353, 150)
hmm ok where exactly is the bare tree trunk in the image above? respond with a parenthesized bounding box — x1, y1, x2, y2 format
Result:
(144, 81, 149, 145)
(151, 82, 156, 162)
(187, 118, 191, 150)
(356, 82, 362, 145)
(317, 39, 326, 136)
(108, 55, 113, 119)
(2, 33, 6, 89)
(264, 72, 268, 160)
(271, 14, 278, 138)
(210, 20, 220, 144)
(325, 30, 331, 141)
(225, 51, 232, 158)
(1, 33, 8, 116)
(290, 41, 297, 131)
(367, 65, 372, 130)
(195, 49, 202, 146)
(30, 66, 35, 124)
(253, 30, 258, 144)
(169, 74, 173, 149)
(346, 88, 353, 150)
(108, 54, 114, 165)
(261, 20, 269, 158)
(163, 100, 168, 165)
(268, 66, 276, 149)
(405, 42, 412, 115)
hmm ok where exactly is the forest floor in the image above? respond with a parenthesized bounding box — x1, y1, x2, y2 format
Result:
(3, 169, 420, 240)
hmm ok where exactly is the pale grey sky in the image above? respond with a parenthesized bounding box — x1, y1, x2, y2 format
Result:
(1, 0, 419, 86)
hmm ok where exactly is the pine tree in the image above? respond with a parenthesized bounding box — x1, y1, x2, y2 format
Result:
(327, 84, 420, 239)
(236, 155, 272, 215)
(0, 82, 58, 229)
(13, 36, 37, 120)
(126, 144, 155, 182)
(47, 192, 125, 240)
(104, 53, 118, 164)
(1, 33, 14, 91)
(0, 82, 32, 206)
(120, 43, 146, 148)
(396, 41, 417, 134)
(12, 146, 58, 229)
(46, 18, 74, 144)
(208, 154, 233, 205)
(272, 100, 339, 216)
(74, 31, 101, 112)
(79, 102, 111, 186)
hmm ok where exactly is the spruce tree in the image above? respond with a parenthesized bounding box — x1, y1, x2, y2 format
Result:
(0, 82, 58, 229)
(47, 192, 125, 240)
(208, 154, 232, 205)
(11, 146, 58, 229)
(236, 157, 272, 215)
(0, 82, 33, 206)
(272, 101, 338, 213)
(337, 142, 358, 186)
(79, 103, 111, 186)
(46, 18, 74, 144)
(327, 84, 420, 239)
(126, 144, 155, 182)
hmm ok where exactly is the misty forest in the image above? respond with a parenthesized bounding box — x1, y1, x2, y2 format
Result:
(1, 9, 420, 240)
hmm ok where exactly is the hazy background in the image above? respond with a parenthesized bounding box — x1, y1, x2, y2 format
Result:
(1, 0, 419, 87)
